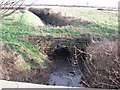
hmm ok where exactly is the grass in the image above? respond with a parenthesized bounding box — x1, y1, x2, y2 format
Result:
(1, 10, 49, 69)
(45, 6, 118, 27)
(3, 10, 44, 27)
(1, 7, 118, 68)
(39, 27, 80, 36)
(77, 23, 117, 36)
(35, 6, 118, 36)
(52, 7, 118, 36)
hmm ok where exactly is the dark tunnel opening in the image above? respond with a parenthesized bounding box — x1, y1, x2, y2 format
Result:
(52, 46, 71, 61)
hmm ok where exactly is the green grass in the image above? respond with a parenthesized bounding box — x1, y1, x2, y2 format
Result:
(52, 6, 118, 36)
(35, 6, 118, 36)
(47, 6, 118, 27)
(1, 8, 118, 68)
(39, 27, 80, 36)
(1, 10, 80, 69)
(1, 10, 49, 69)
(77, 23, 117, 36)
(3, 10, 44, 27)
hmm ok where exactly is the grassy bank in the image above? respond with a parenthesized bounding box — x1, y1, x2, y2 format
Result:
(1, 7, 118, 83)
(37, 6, 118, 27)
(1, 7, 118, 67)
(30, 6, 118, 36)
(1, 10, 49, 70)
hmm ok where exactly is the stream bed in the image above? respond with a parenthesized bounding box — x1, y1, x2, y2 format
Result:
(48, 60, 83, 87)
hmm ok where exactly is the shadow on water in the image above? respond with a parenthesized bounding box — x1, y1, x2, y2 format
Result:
(48, 58, 84, 87)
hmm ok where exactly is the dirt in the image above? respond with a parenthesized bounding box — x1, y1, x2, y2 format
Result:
(0, 43, 50, 84)
(28, 8, 92, 27)
(1, 42, 84, 87)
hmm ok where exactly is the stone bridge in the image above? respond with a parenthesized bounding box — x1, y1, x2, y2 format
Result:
(26, 34, 92, 57)
(18, 33, 109, 59)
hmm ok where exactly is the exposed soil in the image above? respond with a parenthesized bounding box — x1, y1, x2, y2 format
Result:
(28, 8, 92, 27)
(2, 38, 119, 88)
(0, 43, 51, 84)
(1, 42, 84, 87)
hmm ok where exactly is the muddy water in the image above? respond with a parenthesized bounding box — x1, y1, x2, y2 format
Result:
(48, 60, 83, 87)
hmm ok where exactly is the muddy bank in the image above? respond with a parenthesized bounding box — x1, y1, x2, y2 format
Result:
(0, 43, 51, 84)
(28, 8, 92, 26)
(1, 42, 84, 87)
(1, 35, 119, 88)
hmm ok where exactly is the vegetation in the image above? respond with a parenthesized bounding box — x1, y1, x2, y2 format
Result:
(1, 6, 119, 88)
(84, 42, 119, 89)
(1, 10, 50, 83)
(0, 0, 25, 18)
(1, 10, 49, 69)
(46, 6, 118, 27)
(52, 7, 118, 36)
(28, 7, 118, 36)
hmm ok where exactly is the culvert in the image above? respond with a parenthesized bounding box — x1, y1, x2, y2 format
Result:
(52, 45, 71, 61)
(26, 35, 91, 87)
(47, 45, 87, 87)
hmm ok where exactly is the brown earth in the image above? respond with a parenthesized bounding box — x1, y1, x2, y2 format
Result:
(28, 8, 92, 26)
(81, 41, 120, 89)
(0, 42, 52, 84)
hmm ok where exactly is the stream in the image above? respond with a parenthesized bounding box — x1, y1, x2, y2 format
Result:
(48, 59, 84, 87)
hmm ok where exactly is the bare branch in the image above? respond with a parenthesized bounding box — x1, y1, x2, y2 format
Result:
(2, 0, 22, 15)
(0, 0, 25, 18)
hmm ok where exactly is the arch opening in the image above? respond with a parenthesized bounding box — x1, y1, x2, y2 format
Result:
(52, 46, 71, 61)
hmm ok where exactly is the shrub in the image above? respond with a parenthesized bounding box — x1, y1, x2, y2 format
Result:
(81, 41, 120, 89)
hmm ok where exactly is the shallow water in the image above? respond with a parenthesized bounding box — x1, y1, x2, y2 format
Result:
(48, 60, 83, 87)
